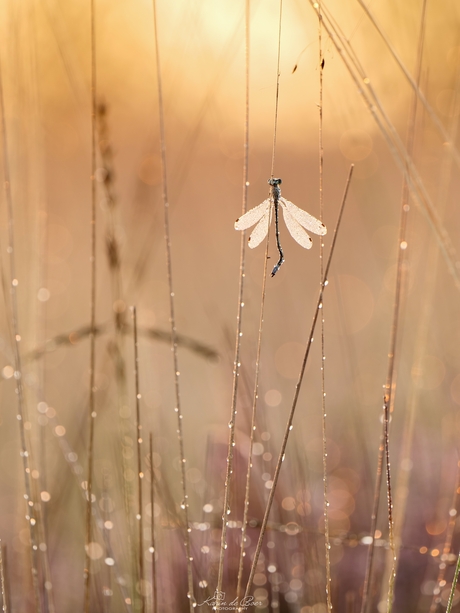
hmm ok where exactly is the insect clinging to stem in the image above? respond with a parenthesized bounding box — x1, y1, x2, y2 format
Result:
(234, 178, 327, 277)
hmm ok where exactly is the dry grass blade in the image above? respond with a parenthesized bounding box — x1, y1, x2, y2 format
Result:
(0, 52, 42, 613)
(393, 61, 460, 607)
(235, 231, 270, 604)
(356, 0, 460, 171)
(429, 464, 460, 613)
(98, 102, 140, 586)
(242, 165, 353, 603)
(362, 4, 426, 610)
(309, 0, 460, 293)
(221, 0, 251, 603)
(317, 3, 332, 610)
(24, 322, 218, 363)
(446, 553, 460, 613)
(83, 0, 98, 609)
(149, 434, 158, 613)
(132, 307, 145, 613)
(151, 0, 194, 608)
(235, 1, 282, 603)
(0, 541, 9, 613)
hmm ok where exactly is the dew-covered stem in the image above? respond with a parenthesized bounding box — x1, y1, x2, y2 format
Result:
(445, 552, 460, 613)
(221, 0, 281, 604)
(235, 234, 270, 604)
(149, 434, 158, 613)
(151, 0, 194, 608)
(83, 0, 98, 609)
(0, 52, 42, 613)
(243, 166, 353, 601)
(308, 0, 460, 293)
(0, 541, 9, 613)
(356, 0, 460, 171)
(222, 0, 251, 602)
(97, 103, 136, 535)
(362, 3, 426, 610)
(318, 3, 332, 610)
(132, 307, 145, 613)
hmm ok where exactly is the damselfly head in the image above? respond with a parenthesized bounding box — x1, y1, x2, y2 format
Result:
(268, 178, 282, 186)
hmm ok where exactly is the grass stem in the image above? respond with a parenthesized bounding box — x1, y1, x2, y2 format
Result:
(0, 49, 42, 613)
(242, 165, 354, 602)
(232, 0, 252, 603)
(318, 3, 332, 610)
(149, 434, 158, 613)
(0, 541, 9, 613)
(83, 0, 98, 609)
(132, 307, 145, 613)
(151, 0, 194, 608)
(446, 552, 460, 613)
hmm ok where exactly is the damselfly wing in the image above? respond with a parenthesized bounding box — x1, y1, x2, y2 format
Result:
(235, 179, 326, 275)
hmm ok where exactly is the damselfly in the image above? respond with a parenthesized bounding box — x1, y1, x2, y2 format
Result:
(235, 178, 327, 276)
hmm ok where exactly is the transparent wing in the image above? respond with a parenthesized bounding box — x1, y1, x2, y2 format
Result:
(248, 209, 271, 248)
(281, 206, 313, 249)
(235, 199, 270, 231)
(281, 198, 327, 235)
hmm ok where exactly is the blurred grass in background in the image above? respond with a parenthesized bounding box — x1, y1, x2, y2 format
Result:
(0, 0, 459, 611)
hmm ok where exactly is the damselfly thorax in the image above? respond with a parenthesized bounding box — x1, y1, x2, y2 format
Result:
(235, 178, 327, 276)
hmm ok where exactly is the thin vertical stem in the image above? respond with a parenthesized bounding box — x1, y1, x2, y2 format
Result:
(235, 235, 270, 606)
(270, 0, 283, 179)
(446, 553, 460, 613)
(224, 0, 282, 603)
(308, 0, 460, 293)
(225, 0, 251, 602)
(98, 102, 139, 590)
(132, 307, 145, 613)
(151, 1, 194, 609)
(318, 3, 331, 611)
(83, 0, 97, 610)
(0, 541, 9, 613)
(361, 3, 426, 611)
(243, 166, 353, 601)
(149, 434, 158, 613)
(356, 0, 460, 171)
(0, 48, 42, 613)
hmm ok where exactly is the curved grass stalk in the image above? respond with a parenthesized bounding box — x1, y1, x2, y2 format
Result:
(356, 0, 460, 171)
(242, 166, 353, 601)
(309, 1, 460, 294)
(387, 22, 460, 613)
(151, 0, 194, 608)
(427, 71, 460, 613)
(24, 321, 218, 363)
(360, 3, 427, 610)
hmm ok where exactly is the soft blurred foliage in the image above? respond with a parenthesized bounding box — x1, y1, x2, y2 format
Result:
(0, 0, 459, 611)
